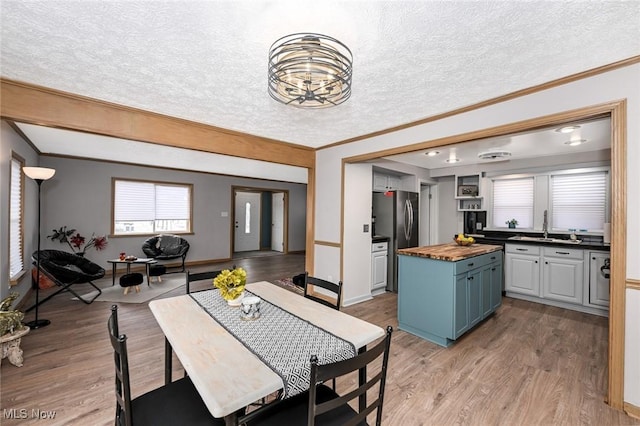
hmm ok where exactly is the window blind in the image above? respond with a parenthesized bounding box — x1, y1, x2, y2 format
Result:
(114, 180, 155, 221)
(492, 177, 534, 228)
(10, 158, 23, 278)
(155, 185, 189, 220)
(114, 179, 191, 234)
(551, 172, 606, 231)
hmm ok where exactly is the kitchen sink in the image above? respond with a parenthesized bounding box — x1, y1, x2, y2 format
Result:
(508, 235, 582, 244)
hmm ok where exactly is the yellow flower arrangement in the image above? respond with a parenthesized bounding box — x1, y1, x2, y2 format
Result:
(213, 267, 247, 301)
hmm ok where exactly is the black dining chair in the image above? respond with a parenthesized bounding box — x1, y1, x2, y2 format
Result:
(303, 272, 343, 310)
(185, 266, 236, 294)
(107, 304, 227, 426)
(240, 326, 393, 426)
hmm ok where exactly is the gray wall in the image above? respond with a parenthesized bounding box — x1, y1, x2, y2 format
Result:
(1, 121, 39, 302)
(1, 122, 306, 304)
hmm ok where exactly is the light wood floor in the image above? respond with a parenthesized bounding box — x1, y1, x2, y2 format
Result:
(2, 253, 637, 425)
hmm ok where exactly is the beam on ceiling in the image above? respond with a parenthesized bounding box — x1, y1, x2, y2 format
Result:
(0, 78, 314, 169)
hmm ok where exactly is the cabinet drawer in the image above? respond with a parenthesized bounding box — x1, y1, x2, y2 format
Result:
(454, 252, 497, 275)
(542, 247, 583, 260)
(505, 244, 540, 255)
(372, 242, 388, 252)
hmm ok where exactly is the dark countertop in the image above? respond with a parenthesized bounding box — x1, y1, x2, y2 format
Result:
(469, 231, 610, 251)
(372, 235, 390, 243)
(397, 243, 502, 262)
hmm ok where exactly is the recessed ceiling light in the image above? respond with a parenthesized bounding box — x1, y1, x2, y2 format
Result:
(425, 151, 440, 157)
(445, 158, 460, 163)
(555, 125, 581, 133)
(564, 139, 587, 146)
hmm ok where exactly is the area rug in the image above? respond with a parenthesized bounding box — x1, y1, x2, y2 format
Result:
(274, 277, 304, 294)
(72, 274, 185, 304)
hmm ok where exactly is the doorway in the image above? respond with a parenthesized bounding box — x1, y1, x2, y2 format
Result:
(232, 186, 288, 256)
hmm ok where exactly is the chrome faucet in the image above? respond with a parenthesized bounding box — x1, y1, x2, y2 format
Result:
(542, 210, 548, 239)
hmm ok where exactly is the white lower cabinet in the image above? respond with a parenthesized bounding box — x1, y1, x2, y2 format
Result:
(505, 243, 607, 316)
(505, 244, 540, 296)
(542, 247, 583, 304)
(371, 241, 388, 293)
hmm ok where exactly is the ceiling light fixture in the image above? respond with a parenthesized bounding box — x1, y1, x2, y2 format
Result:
(564, 139, 588, 146)
(268, 33, 353, 108)
(555, 125, 581, 133)
(445, 158, 460, 163)
(425, 151, 440, 157)
(478, 150, 511, 160)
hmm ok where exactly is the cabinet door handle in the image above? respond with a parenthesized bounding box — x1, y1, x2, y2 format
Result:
(556, 251, 570, 255)
(516, 248, 528, 252)
(491, 267, 496, 271)
(545, 261, 548, 264)
(490, 256, 496, 260)
(468, 263, 474, 267)
(468, 276, 474, 280)
(535, 260, 538, 263)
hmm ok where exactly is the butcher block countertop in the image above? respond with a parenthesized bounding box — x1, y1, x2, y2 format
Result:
(397, 243, 502, 262)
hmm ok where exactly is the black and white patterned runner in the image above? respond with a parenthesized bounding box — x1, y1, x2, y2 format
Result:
(190, 289, 356, 398)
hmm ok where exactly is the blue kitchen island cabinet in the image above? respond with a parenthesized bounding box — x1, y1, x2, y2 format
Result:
(397, 243, 503, 347)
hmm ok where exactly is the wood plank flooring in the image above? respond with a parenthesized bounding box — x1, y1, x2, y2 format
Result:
(2, 253, 637, 425)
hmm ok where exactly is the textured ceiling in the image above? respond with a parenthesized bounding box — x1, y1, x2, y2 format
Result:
(1, 1, 639, 148)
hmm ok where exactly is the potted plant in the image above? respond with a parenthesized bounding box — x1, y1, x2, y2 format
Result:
(506, 219, 518, 229)
(213, 267, 247, 305)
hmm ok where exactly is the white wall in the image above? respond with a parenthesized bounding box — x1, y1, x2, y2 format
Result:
(313, 63, 640, 405)
(342, 163, 374, 306)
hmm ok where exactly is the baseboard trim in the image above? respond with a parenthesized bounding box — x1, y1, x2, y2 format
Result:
(625, 402, 640, 420)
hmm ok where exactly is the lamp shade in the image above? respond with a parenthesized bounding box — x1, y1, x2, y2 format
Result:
(23, 167, 56, 181)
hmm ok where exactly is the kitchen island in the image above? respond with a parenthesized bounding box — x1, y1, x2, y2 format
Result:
(397, 243, 503, 347)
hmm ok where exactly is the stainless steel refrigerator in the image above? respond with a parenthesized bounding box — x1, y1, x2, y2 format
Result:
(372, 190, 419, 292)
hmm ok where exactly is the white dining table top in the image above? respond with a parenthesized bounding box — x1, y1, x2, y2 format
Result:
(148, 280, 385, 419)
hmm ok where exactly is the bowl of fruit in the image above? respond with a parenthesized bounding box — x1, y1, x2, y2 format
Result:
(454, 234, 475, 246)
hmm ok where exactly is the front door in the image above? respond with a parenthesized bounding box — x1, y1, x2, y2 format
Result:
(234, 191, 261, 252)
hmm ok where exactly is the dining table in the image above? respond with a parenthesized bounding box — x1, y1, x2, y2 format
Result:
(148, 280, 386, 426)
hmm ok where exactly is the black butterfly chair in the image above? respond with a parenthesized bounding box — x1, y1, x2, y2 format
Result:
(26, 250, 105, 312)
(240, 326, 393, 426)
(141, 234, 190, 273)
(108, 304, 232, 426)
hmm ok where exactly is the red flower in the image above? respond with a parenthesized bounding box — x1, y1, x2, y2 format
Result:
(70, 233, 86, 249)
(93, 236, 108, 251)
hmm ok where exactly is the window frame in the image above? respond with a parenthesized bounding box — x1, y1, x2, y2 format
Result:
(111, 177, 194, 237)
(9, 152, 26, 284)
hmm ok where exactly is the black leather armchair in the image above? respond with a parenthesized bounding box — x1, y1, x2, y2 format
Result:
(141, 234, 190, 273)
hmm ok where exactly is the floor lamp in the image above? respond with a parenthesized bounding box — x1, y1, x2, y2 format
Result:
(23, 166, 56, 329)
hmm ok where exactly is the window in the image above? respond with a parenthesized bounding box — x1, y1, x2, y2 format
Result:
(492, 177, 534, 228)
(550, 171, 607, 232)
(245, 202, 251, 233)
(9, 153, 25, 280)
(113, 179, 192, 235)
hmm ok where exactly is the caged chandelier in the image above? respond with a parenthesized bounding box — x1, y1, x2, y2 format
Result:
(268, 33, 353, 108)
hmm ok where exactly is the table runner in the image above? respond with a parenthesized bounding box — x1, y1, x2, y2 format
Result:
(190, 289, 356, 398)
